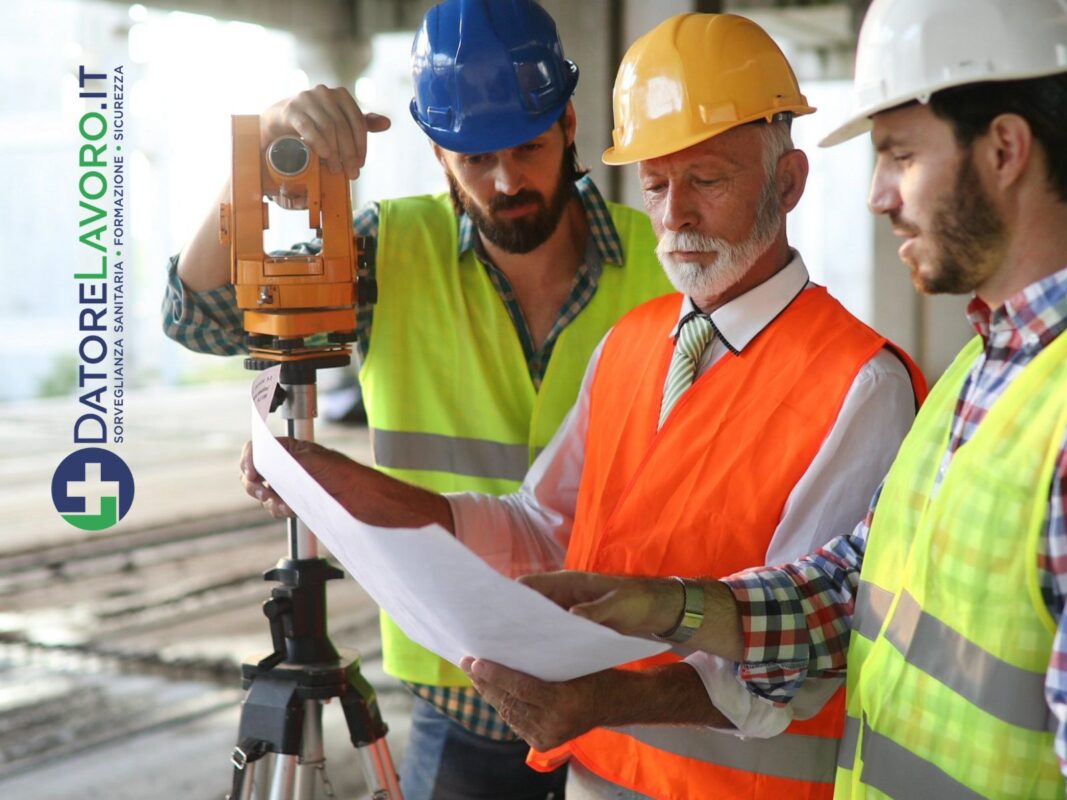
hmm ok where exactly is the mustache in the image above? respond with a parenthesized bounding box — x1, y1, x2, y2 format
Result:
(888, 211, 920, 237)
(655, 230, 725, 256)
(489, 190, 546, 213)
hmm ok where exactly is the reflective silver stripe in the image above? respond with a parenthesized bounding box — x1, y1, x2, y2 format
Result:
(884, 591, 1051, 732)
(371, 429, 529, 481)
(837, 714, 861, 769)
(859, 719, 984, 799)
(853, 581, 894, 641)
(611, 725, 837, 783)
(568, 760, 654, 799)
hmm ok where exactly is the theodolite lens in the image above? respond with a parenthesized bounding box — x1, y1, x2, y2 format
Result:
(267, 137, 310, 176)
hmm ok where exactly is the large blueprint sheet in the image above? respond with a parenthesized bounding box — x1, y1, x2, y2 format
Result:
(250, 367, 667, 682)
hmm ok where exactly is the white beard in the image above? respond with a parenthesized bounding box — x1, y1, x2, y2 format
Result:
(655, 185, 782, 300)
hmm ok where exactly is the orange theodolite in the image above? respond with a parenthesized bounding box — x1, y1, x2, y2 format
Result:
(219, 114, 375, 369)
(217, 118, 401, 800)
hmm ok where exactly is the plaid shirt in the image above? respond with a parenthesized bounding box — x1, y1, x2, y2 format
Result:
(724, 265, 1067, 765)
(162, 174, 628, 741)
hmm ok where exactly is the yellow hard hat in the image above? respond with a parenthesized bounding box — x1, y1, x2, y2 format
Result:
(603, 13, 815, 165)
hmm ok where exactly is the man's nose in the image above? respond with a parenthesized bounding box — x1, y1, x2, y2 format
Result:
(868, 162, 901, 216)
(662, 183, 698, 232)
(492, 155, 525, 196)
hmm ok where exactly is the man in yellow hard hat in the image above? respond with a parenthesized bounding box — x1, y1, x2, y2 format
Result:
(241, 12, 925, 798)
(520, 0, 1067, 796)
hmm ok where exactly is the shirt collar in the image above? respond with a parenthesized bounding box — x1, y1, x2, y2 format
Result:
(965, 263, 1067, 354)
(669, 251, 810, 354)
(457, 174, 624, 268)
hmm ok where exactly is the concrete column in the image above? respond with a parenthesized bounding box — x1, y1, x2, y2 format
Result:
(540, 0, 619, 194)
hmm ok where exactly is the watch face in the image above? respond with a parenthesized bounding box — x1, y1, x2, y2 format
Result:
(680, 612, 703, 629)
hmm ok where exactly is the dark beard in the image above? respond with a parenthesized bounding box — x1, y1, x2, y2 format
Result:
(923, 149, 1006, 294)
(448, 163, 573, 255)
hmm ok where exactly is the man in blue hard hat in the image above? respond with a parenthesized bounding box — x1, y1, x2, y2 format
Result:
(162, 0, 672, 796)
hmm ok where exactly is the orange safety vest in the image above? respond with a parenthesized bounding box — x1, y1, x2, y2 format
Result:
(528, 288, 926, 799)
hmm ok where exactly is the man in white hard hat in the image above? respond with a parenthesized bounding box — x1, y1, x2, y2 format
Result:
(521, 0, 1067, 795)
(242, 12, 926, 799)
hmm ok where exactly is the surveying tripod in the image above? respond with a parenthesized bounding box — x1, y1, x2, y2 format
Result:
(221, 115, 402, 799)
(227, 357, 401, 800)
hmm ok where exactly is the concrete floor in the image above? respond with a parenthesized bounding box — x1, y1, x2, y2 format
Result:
(0, 381, 413, 799)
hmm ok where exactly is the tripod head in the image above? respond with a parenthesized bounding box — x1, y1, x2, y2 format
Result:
(219, 114, 376, 374)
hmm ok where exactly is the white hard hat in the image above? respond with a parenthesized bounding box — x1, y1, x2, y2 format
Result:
(820, 0, 1067, 147)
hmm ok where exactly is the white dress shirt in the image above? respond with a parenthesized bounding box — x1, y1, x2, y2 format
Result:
(447, 252, 917, 738)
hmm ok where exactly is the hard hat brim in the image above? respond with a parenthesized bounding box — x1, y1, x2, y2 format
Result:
(602, 105, 815, 166)
(819, 64, 1067, 148)
(818, 111, 880, 149)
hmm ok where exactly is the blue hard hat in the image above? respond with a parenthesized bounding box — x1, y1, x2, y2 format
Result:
(410, 0, 580, 154)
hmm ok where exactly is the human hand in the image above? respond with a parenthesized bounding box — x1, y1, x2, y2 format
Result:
(460, 657, 608, 751)
(520, 570, 684, 638)
(260, 85, 392, 180)
(239, 437, 359, 518)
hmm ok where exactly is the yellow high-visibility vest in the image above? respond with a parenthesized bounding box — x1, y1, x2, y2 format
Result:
(839, 331, 1067, 798)
(362, 192, 672, 686)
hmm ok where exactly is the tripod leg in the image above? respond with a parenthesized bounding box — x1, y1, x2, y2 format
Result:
(268, 754, 298, 800)
(234, 760, 257, 800)
(339, 669, 402, 799)
(294, 700, 324, 800)
(255, 755, 275, 800)
(356, 740, 401, 799)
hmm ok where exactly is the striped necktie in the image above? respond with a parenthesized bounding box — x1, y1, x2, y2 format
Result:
(659, 313, 716, 429)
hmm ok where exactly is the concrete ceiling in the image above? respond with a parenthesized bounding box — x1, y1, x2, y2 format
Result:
(111, 0, 870, 41)
(111, 0, 868, 93)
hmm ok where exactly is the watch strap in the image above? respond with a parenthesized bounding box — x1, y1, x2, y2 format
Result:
(654, 576, 704, 644)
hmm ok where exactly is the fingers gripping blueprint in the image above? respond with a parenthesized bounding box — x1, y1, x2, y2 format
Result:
(250, 367, 668, 682)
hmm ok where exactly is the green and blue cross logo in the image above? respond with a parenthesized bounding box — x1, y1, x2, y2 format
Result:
(51, 448, 135, 531)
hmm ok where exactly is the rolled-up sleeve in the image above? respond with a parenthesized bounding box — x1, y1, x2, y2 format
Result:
(161, 254, 245, 355)
(723, 510, 871, 705)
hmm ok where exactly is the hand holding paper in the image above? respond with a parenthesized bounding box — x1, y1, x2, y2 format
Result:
(248, 367, 668, 682)
(519, 570, 687, 638)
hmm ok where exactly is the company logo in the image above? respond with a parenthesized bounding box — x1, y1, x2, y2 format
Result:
(51, 448, 135, 531)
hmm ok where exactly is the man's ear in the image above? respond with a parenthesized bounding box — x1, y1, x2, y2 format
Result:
(561, 102, 577, 147)
(431, 142, 447, 169)
(777, 148, 809, 214)
(978, 113, 1033, 193)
